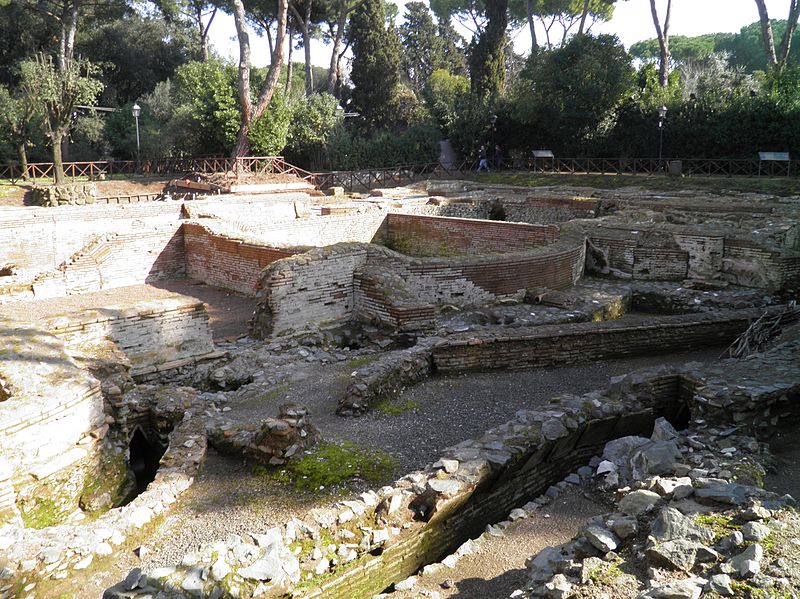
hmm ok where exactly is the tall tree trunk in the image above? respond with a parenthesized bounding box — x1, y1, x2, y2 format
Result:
(578, 0, 590, 35)
(52, 130, 65, 186)
(754, 0, 779, 68)
(232, 0, 252, 139)
(18, 143, 29, 181)
(196, 5, 216, 61)
(232, 0, 288, 157)
(526, 0, 537, 50)
(286, 32, 294, 95)
(304, 2, 314, 95)
(58, 1, 79, 71)
(326, 0, 348, 94)
(778, 0, 800, 65)
(649, 0, 672, 87)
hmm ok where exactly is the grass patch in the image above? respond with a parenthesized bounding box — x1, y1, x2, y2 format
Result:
(374, 398, 418, 416)
(477, 172, 800, 196)
(694, 512, 738, 543)
(345, 355, 381, 370)
(264, 441, 397, 493)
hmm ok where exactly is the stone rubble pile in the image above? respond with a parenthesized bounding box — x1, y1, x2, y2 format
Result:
(511, 418, 799, 599)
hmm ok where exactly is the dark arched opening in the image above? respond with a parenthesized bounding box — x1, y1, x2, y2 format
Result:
(129, 428, 165, 494)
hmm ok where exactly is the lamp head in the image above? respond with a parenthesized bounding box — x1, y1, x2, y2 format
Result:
(132, 103, 141, 118)
(658, 105, 668, 119)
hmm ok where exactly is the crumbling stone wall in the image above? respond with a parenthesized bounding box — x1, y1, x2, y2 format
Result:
(31, 183, 99, 207)
(43, 296, 218, 378)
(252, 226, 586, 338)
(252, 244, 369, 338)
(431, 308, 765, 372)
(0, 317, 108, 527)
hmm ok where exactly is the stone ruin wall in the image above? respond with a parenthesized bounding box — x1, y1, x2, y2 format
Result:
(0, 293, 221, 529)
(0, 318, 108, 527)
(43, 296, 218, 378)
(252, 216, 587, 337)
(183, 222, 299, 296)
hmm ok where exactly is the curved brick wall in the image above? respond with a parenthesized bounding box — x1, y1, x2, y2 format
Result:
(380, 213, 559, 256)
(252, 224, 586, 337)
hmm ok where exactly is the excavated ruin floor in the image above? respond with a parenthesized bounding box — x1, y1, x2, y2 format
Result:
(81, 346, 726, 599)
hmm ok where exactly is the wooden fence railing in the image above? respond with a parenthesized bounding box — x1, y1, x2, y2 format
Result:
(0, 156, 315, 183)
(2, 155, 796, 189)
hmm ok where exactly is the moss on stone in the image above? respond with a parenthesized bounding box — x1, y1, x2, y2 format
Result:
(20, 498, 62, 529)
(266, 441, 397, 493)
(693, 513, 738, 543)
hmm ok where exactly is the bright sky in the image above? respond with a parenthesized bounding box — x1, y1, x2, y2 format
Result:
(208, 0, 789, 68)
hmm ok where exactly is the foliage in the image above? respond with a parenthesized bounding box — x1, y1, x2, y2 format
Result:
(76, 13, 192, 106)
(424, 68, 470, 135)
(400, 2, 444, 92)
(510, 33, 634, 155)
(447, 92, 495, 160)
(468, 0, 508, 96)
(19, 54, 103, 183)
(170, 59, 241, 155)
(248, 92, 293, 155)
(0, 82, 40, 165)
(349, 0, 402, 132)
(325, 123, 440, 169)
(285, 92, 342, 169)
(269, 441, 397, 493)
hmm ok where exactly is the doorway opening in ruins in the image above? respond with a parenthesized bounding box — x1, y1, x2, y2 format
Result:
(129, 428, 166, 495)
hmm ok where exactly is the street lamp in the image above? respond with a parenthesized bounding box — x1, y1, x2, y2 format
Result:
(131, 102, 141, 163)
(658, 105, 667, 171)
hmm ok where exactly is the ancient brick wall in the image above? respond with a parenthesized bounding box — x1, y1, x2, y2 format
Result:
(252, 244, 370, 337)
(26, 225, 185, 300)
(431, 310, 759, 372)
(45, 297, 217, 377)
(254, 230, 585, 336)
(380, 213, 558, 256)
(723, 239, 794, 290)
(505, 196, 600, 224)
(183, 222, 298, 296)
(0, 204, 184, 280)
(0, 318, 107, 526)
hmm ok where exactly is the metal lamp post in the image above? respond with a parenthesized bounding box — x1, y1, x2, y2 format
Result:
(132, 102, 141, 164)
(658, 105, 667, 171)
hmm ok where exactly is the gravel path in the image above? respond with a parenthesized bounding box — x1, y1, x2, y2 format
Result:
(392, 487, 609, 599)
(82, 346, 723, 598)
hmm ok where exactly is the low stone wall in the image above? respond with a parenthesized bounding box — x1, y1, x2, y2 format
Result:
(431, 309, 763, 372)
(42, 296, 218, 378)
(379, 213, 558, 257)
(183, 222, 300, 296)
(107, 365, 693, 599)
(31, 183, 99, 207)
(338, 339, 439, 416)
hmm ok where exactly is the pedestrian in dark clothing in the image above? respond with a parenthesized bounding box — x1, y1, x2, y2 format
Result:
(494, 144, 504, 170)
(477, 144, 490, 172)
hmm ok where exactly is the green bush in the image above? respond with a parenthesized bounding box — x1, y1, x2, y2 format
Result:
(248, 92, 293, 156)
(285, 93, 342, 169)
(325, 122, 440, 169)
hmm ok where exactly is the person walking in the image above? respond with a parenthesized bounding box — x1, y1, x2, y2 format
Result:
(477, 144, 490, 172)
